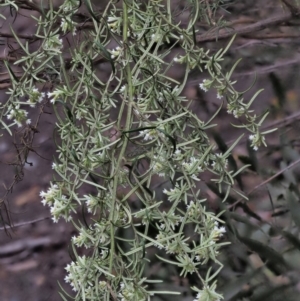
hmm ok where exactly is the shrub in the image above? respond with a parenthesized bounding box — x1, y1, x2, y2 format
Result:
(0, 1, 275, 300)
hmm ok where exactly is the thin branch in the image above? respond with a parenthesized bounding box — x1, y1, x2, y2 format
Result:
(0, 216, 50, 231)
(249, 157, 300, 195)
(0, 12, 295, 46)
(228, 157, 300, 209)
(0, 31, 36, 40)
(233, 55, 300, 77)
(196, 13, 292, 43)
(281, 0, 300, 16)
(243, 33, 300, 40)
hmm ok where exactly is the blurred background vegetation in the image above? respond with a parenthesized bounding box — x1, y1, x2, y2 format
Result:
(1, 0, 300, 300)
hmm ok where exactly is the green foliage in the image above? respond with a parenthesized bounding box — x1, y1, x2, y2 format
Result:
(0, 0, 276, 300)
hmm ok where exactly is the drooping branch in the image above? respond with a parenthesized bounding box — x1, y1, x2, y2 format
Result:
(196, 12, 292, 42)
(0, 6, 298, 90)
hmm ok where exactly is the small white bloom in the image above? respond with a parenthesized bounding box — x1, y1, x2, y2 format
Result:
(175, 149, 181, 155)
(52, 216, 59, 223)
(219, 226, 226, 234)
(119, 85, 126, 93)
(187, 201, 194, 210)
(216, 93, 223, 99)
(199, 79, 209, 92)
(199, 83, 208, 92)
(195, 255, 201, 262)
(37, 90, 44, 101)
(107, 17, 116, 22)
(159, 223, 165, 230)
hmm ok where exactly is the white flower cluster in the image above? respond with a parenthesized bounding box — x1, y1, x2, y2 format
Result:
(107, 16, 122, 33)
(216, 92, 223, 99)
(182, 156, 205, 181)
(199, 79, 213, 93)
(40, 183, 60, 206)
(173, 55, 186, 64)
(151, 33, 161, 42)
(118, 281, 148, 301)
(60, 16, 77, 36)
(27, 87, 45, 107)
(64, 255, 108, 295)
(249, 133, 266, 151)
(154, 230, 169, 250)
(163, 181, 188, 203)
(40, 183, 75, 223)
(160, 211, 181, 230)
(61, 0, 79, 12)
(211, 153, 228, 171)
(139, 127, 165, 141)
(193, 218, 226, 264)
(227, 104, 246, 118)
(172, 148, 183, 160)
(165, 235, 190, 255)
(84, 193, 111, 215)
(152, 152, 170, 177)
(43, 34, 63, 53)
(119, 85, 126, 93)
(199, 79, 225, 100)
(193, 282, 223, 301)
(110, 46, 123, 60)
(47, 85, 72, 104)
(141, 128, 155, 141)
(72, 223, 109, 249)
(7, 104, 31, 127)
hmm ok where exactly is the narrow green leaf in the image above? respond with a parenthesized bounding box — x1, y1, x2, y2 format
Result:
(220, 34, 236, 57)
(226, 58, 242, 80)
(83, 0, 99, 22)
(4, 60, 19, 82)
(57, 281, 75, 299)
(0, 119, 12, 135)
(81, 178, 106, 190)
